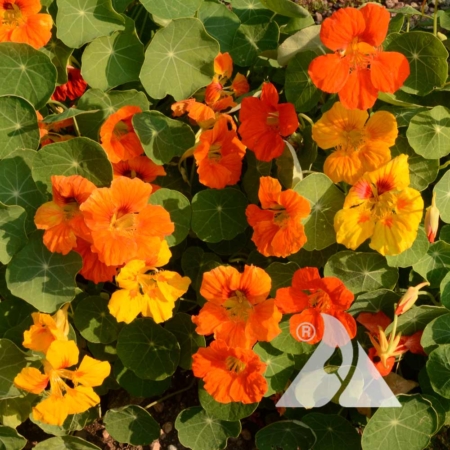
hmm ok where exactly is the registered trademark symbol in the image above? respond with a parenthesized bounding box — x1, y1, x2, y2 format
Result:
(296, 322, 316, 342)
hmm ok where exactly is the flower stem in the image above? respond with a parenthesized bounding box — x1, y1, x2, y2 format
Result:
(433, 0, 439, 36)
(144, 378, 196, 409)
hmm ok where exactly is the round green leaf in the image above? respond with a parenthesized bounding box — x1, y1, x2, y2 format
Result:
(288, 243, 342, 269)
(165, 313, 205, 370)
(406, 106, 450, 159)
(113, 359, 171, 397)
(379, 106, 427, 128)
(253, 342, 295, 396)
(421, 314, 450, 354)
(0, 299, 35, 338)
(6, 233, 82, 313)
(255, 420, 316, 450)
(116, 318, 180, 380)
(285, 51, 321, 113)
(77, 88, 149, 140)
(294, 173, 345, 251)
(34, 436, 101, 450)
(259, 0, 309, 18)
(41, 34, 73, 85)
(386, 228, 429, 268)
(413, 241, 450, 288)
(133, 111, 195, 165)
(0, 149, 45, 234)
(0, 339, 28, 399)
(199, 383, 258, 421)
(441, 272, 450, 309)
(0, 204, 27, 265)
(428, 345, 450, 399)
(149, 188, 191, 247)
(0, 425, 26, 450)
(230, 21, 280, 66)
(266, 261, 299, 297)
(230, 0, 274, 25)
(140, 18, 219, 101)
(270, 316, 316, 356)
(391, 135, 439, 190)
(198, 1, 241, 53)
(0, 43, 56, 110)
(324, 251, 399, 295)
(362, 395, 437, 450)
(191, 188, 248, 243)
(81, 22, 144, 91)
(440, 224, 450, 243)
(206, 229, 250, 256)
(386, 31, 449, 96)
(32, 137, 113, 194)
(141, 0, 202, 19)
(0, 97, 39, 158)
(387, 306, 448, 335)
(74, 296, 120, 344)
(104, 405, 159, 446)
(349, 289, 400, 316)
(42, 109, 100, 125)
(434, 169, 450, 224)
(56, 0, 125, 49)
(87, 342, 117, 362)
(175, 406, 241, 450)
(302, 413, 360, 450)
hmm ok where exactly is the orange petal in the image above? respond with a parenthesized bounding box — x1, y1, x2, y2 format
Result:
(359, 3, 390, 47)
(338, 68, 378, 110)
(308, 53, 350, 94)
(371, 51, 410, 94)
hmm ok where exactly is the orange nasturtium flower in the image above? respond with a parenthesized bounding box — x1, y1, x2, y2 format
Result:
(334, 155, 424, 256)
(80, 177, 174, 267)
(112, 155, 166, 192)
(100, 106, 144, 163)
(194, 116, 246, 189)
(239, 82, 299, 162)
(312, 102, 398, 184)
(275, 267, 356, 345)
(108, 243, 191, 324)
(192, 265, 282, 349)
(0, 0, 52, 49)
(22, 305, 69, 354)
(246, 176, 311, 258)
(34, 175, 96, 255)
(74, 238, 118, 284)
(192, 339, 268, 404)
(52, 66, 88, 102)
(308, 4, 410, 110)
(14, 340, 110, 426)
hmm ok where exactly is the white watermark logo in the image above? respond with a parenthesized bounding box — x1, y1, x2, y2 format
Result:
(277, 313, 401, 409)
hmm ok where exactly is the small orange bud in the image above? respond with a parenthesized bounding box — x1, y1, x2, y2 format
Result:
(425, 192, 440, 243)
(395, 281, 430, 316)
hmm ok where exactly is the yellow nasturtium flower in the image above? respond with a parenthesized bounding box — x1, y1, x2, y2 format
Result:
(108, 241, 191, 324)
(14, 340, 110, 426)
(312, 102, 398, 185)
(22, 304, 70, 353)
(334, 155, 424, 256)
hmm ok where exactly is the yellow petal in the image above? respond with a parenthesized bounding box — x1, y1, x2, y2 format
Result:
(64, 386, 100, 414)
(324, 148, 363, 185)
(45, 340, 79, 370)
(32, 395, 69, 426)
(146, 239, 172, 269)
(52, 303, 70, 339)
(364, 111, 398, 147)
(14, 368, 49, 394)
(335, 206, 375, 250)
(22, 313, 60, 353)
(141, 291, 176, 323)
(116, 259, 148, 290)
(312, 101, 368, 150)
(358, 142, 391, 173)
(366, 154, 410, 193)
(154, 271, 191, 303)
(108, 289, 143, 324)
(72, 356, 111, 387)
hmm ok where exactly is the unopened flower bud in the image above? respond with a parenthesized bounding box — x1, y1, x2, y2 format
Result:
(425, 192, 440, 243)
(395, 281, 430, 316)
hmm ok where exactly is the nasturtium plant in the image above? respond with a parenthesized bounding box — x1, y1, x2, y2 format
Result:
(0, 0, 449, 449)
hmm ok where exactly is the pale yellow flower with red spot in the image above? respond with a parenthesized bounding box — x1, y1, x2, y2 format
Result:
(14, 340, 110, 426)
(334, 155, 424, 256)
(312, 102, 398, 185)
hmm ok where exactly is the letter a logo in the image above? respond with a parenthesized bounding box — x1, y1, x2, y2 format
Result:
(276, 313, 401, 408)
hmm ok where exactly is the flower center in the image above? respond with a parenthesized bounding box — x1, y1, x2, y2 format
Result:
(225, 355, 246, 374)
(308, 290, 331, 312)
(341, 38, 377, 72)
(208, 143, 222, 160)
(110, 210, 138, 233)
(3, 2, 21, 25)
(223, 290, 252, 321)
(113, 120, 130, 139)
(266, 111, 279, 128)
(123, 169, 138, 179)
(62, 202, 79, 220)
(273, 209, 289, 226)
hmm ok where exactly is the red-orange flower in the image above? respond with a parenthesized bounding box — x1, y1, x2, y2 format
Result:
(34, 175, 96, 255)
(193, 116, 246, 189)
(79, 177, 174, 267)
(100, 106, 144, 163)
(112, 155, 166, 192)
(52, 66, 88, 102)
(275, 267, 356, 345)
(192, 340, 267, 404)
(0, 0, 52, 49)
(246, 176, 310, 257)
(239, 82, 298, 161)
(308, 4, 410, 110)
(74, 238, 118, 284)
(192, 265, 282, 349)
